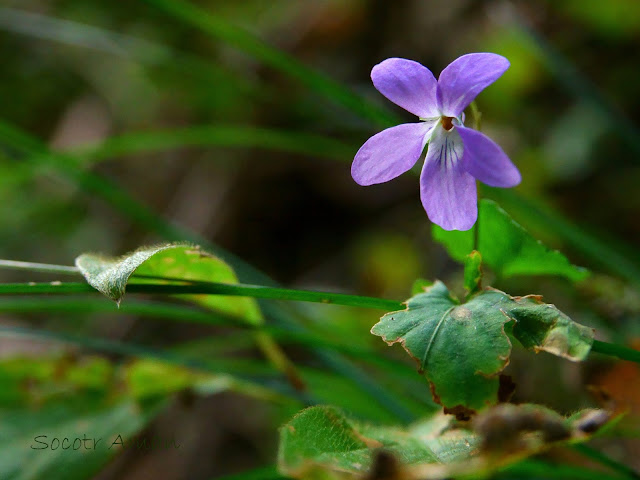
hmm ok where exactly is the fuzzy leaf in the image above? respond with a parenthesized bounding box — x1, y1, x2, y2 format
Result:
(278, 404, 610, 479)
(277, 405, 475, 478)
(76, 243, 262, 324)
(372, 283, 594, 412)
(433, 199, 589, 282)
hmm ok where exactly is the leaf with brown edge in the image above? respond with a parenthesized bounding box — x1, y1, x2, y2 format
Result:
(277, 405, 474, 479)
(371, 281, 514, 413)
(372, 282, 595, 414)
(277, 404, 611, 480)
(508, 295, 594, 361)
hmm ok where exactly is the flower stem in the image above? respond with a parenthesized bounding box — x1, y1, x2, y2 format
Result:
(470, 101, 482, 131)
(470, 101, 482, 253)
(474, 190, 480, 252)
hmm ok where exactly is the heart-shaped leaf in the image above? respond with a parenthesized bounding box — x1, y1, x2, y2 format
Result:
(372, 281, 513, 415)
(372, 282, 594, 414)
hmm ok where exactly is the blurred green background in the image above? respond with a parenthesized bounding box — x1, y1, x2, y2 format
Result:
(1, 0, 640, 478)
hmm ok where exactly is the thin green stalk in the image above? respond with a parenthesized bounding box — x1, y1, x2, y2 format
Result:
(1, 280, 639, 366)
(0, 297, 373, 362)
(591, 340, 640, 364)
(0, 295, 428, 386)
(0, 259, 81, 275)
(0, 280, 403, 310)
(0, 124, 313, 400)
(470, 101, 482, 131)
(0, 120, 417, 424)
(470, 101, 481, 253)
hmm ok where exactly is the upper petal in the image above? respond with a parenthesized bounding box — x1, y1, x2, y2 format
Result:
(371, 58, 439, 118)
(420, 126, 477, 231)
(352, 122, 433, 186)
(436, 53, 510, 117)
(458, 126, 521, 187)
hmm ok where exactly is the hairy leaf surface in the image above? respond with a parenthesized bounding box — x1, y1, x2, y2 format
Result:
(76, 243, 262, 324)
(278, 404, 608, 479)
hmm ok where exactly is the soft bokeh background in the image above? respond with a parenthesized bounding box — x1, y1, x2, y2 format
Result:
(1, 0, 640, 478)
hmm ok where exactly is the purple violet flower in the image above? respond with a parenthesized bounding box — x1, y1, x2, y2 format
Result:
(351, 53, 521, 231)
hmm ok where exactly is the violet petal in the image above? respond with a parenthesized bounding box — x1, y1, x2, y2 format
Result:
(420, 126, 477, 231)
(458, 126, 521, 187)
(437, 53, 510, 117)
(352, 122, 433, 186)
(371, 58, 439, 118)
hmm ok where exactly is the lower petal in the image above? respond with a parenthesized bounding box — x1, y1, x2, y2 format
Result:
(352, 122, 431, 186)
(458, 126, 521, 188)
(420, 128, 477, 231)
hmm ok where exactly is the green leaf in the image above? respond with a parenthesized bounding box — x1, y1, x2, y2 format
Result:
(433, 199, 589, 282)
(76, 243, 262, 324)
(509, 295, 595, 361)
(372, 282, 594, 413)
(372, 281, 513, 415)
(278, 404, 610, 479)
(277, 405, 475, 478)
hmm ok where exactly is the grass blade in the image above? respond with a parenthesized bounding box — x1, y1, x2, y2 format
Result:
(144, 0, 397, 127)
(0, 280, 401, 309)
(511, 11, 640, 160)
(0, 119, 417, 422)
(486, 187, 640, 286)
(73, 125, 355, 164)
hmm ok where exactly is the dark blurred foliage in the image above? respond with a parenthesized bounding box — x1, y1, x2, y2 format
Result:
(1, 0, 640, 478)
